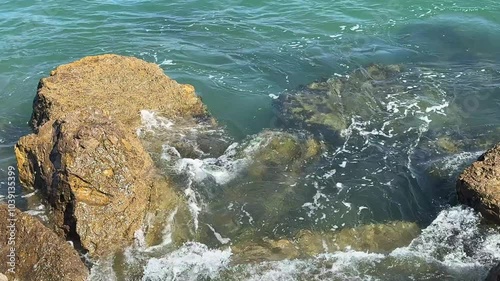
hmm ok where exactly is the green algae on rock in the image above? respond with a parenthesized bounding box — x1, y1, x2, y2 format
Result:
(273, 64, 403, 137)
(273, 64, 463, 141)
(231, 221, 420, 263)
(192, 130, 324, 244)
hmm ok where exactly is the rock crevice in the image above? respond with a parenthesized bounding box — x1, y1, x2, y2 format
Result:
(15, 54, 208, 257)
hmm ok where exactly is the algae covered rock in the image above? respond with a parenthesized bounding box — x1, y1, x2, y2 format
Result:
(193, 130, 324, 244)
(296, 221, 420, 255)
(0, 204, 89, 281)
(274, 64, 403, 138)
(273, 64, 461, 142)
(457, 143, 500, 224)
(231, 221, 420, 263)
(246, 130, 322, 179)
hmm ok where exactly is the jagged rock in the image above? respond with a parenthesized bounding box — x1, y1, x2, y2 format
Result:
(14, 54, 207, 257)
(0, 204, 88, 281)
(15, 110, 164, 257)
(457, 144, 500, 224)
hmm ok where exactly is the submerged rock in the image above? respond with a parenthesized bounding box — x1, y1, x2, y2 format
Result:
(273, 64, 463, 143)
(245, 130, 322, 179)
(231, 221, 420, 263)
(0, 204, 88, 281)
(14, 54, 209, 257)
(191, 130, 324, 244)
(457, 144, 500, 224)
(274, 64, 403, 138)
(296, 221, 420, 255)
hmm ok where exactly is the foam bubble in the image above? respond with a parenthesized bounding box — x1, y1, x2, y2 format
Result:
(142, 242, 231, 281)
(136, 110, 174, 136)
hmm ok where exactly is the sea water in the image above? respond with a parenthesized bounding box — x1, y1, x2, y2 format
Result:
(1, 0, 500, 280)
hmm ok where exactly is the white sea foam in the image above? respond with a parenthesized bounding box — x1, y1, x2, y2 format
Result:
(100, 207, 499, 281)
(142, 242, 232, 281)
(136, 110, 174, 136)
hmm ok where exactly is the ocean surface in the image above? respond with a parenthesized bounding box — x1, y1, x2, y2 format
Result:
(1, 0, 500, 280)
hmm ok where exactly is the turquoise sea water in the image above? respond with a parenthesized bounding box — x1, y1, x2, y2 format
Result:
(1, 0, 500, 280)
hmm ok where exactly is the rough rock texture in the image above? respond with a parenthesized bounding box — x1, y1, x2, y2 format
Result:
(457, 144, 500, 223)
(0, 204, 88, 281)
(15, 54, 206, 257)
(31, 54, 208, 133)
(15, 110, 158, 257)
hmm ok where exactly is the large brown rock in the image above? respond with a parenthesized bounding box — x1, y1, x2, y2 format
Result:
(30, 54, 208, 133)
(15, 110, 161, 257)
(0, 204, 88, 281)
(457, 144, 500, 223)
(14, 54, 205, 257)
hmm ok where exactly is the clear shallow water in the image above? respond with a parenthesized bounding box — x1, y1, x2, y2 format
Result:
(1, 0, 500, 280)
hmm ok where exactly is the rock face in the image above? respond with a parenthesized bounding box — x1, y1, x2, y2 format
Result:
(15, 54, 207, 257)
(0, 204, 88, 281)
(457, 144, 500, 223)
(30, 54, 207, 133)
(16, 110, 158, 256)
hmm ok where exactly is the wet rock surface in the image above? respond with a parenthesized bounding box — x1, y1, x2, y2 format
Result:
(14, 54, 209, 257)
(0, 204, 88, 281)
(231, 221, 420, 263)
(457, 144, 500, 224)
(274, 64, 403, 138)
(185, 130, 324, 244)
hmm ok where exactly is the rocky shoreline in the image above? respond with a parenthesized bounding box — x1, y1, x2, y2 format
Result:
(1, 55, 499, 280)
